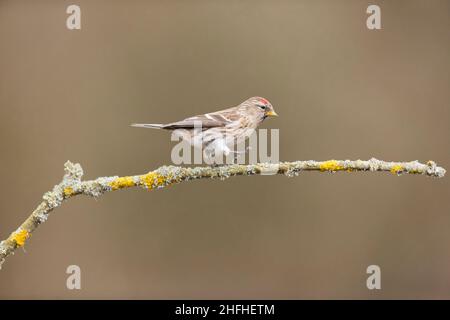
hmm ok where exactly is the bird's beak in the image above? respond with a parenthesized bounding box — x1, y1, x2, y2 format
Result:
(265, 110, 278, 117)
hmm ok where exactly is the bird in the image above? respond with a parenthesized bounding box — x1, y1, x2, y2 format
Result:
(131, 97, 278, 164)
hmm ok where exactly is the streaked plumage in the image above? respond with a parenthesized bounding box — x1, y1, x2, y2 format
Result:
(131, 97, 278, 163)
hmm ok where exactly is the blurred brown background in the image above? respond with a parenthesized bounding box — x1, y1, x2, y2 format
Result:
(0, 0, 449, 299)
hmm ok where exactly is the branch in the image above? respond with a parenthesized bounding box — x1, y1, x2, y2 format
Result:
(0, 158, 445, 269)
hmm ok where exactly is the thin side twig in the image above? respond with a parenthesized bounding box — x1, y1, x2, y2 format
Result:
(0, 158, 445, 269)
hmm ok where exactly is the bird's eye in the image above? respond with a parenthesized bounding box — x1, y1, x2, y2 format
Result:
(258, 105, 267, 110)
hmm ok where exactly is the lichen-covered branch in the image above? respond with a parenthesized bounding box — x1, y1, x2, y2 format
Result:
(0, 158, 445, 269)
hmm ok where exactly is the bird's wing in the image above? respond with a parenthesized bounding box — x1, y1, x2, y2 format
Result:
(162, 107, 240, 130)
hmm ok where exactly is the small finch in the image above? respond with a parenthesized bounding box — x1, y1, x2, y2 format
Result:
(131, 97, 278, 163)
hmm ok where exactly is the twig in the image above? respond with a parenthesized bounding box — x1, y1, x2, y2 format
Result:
(0, 158, 445, 269)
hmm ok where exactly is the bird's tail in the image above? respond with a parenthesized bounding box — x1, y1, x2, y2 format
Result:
(130, 123, 164, 129)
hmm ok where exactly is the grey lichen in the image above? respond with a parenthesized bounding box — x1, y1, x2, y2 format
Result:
(0, 158, 445, 270)
(64, 161, 84, 181)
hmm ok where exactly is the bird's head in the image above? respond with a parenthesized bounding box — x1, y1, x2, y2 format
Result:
(246, 97, 278, 120)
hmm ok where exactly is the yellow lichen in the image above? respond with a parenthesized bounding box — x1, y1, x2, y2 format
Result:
(63, 187, 74, 197)
(140, 172, 166, 189)
(109, 176, 135, 191)
(390, 165, 404, 174)
(320, 160, 344, 172)
(12, 229, 29, 247)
